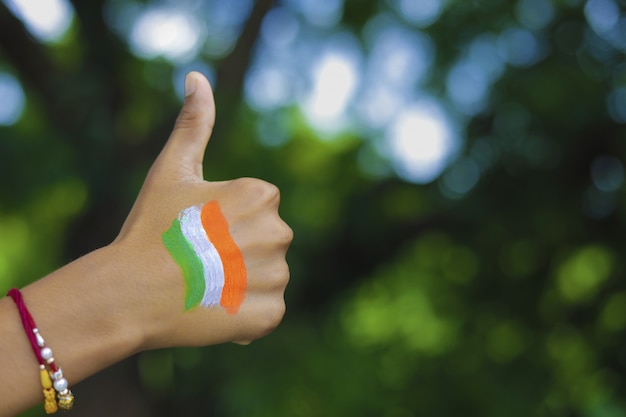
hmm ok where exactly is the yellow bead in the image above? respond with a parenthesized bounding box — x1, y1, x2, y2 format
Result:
(43, 388, 58, 414)
(40, 369, 53, 389)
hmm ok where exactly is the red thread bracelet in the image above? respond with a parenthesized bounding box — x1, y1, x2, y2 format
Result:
(7, 289, 45, 365)
(7, 288, 74, 413)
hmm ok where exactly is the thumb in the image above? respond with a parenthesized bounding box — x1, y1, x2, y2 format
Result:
(152, 71, 216, 180)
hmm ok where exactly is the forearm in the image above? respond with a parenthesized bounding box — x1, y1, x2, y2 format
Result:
(0, 72, 291, 415)
(0, 244, 144, 416)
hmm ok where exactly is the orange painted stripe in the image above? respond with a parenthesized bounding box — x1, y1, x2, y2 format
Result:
(201, 201, 246, 314)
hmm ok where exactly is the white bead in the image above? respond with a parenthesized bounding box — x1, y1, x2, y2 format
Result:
(52, 369, 63, 380)
(40, 347, 53, 360)
(35, 333, 45, 347)
(53, 377, 68, 392)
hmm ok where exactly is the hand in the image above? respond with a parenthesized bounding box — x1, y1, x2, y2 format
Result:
(114, 72, 292, 349)
(0, 71, 290, 416)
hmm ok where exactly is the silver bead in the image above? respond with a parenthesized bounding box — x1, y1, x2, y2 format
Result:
(53, 377, 68, 392)
(52, 369, 63, 380)
(32, 329, 45, 347)
(40, 347, 53, 360)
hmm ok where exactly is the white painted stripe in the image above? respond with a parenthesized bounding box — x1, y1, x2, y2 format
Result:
(179, 205, 225, 307)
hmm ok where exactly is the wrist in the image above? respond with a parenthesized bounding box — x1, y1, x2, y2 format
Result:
(23, 243, 146, 384)
(107, 235, 184, 351)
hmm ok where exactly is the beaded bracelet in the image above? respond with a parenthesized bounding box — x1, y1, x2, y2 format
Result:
(6, 288, 74, 414)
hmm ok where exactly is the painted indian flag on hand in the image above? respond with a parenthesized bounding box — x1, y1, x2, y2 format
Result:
(162, 201, 246, 314)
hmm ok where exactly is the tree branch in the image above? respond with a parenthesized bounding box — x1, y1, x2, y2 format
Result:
(67, 0, 128, 118)
(215, 0, 275, 95)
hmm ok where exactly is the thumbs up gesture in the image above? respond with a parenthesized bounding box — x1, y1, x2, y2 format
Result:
(0, 72, 292, 415)
(115, 72, 292, 348)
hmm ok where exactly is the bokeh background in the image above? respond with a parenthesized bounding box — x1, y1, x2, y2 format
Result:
(1, 0, 626, 415)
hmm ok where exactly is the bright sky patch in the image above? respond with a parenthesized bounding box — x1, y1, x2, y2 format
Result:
(387, 101, 456, 184)
(7, 0, 73, 42)
(0, 73, 25, 126)
(304, 49, 360, 131)
(129, 8, 204, 62)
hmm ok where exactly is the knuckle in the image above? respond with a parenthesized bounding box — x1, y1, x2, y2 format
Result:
(174, 106, 198, 130)
(233, 178, 280, 204)
(249, 300, 286, 341)
(279, 223, 294, 246)
(264, 182, 281, 202)
(174, 101, 214, 132)
(264, 300, 286, 333)
(257, 181, 280, 204)
(269, 261, 291, 288)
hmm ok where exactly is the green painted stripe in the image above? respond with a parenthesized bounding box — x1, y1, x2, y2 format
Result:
(162, 217, 205, 310)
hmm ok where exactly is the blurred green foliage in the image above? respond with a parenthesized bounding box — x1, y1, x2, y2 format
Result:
(2, 0, 626, 416)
